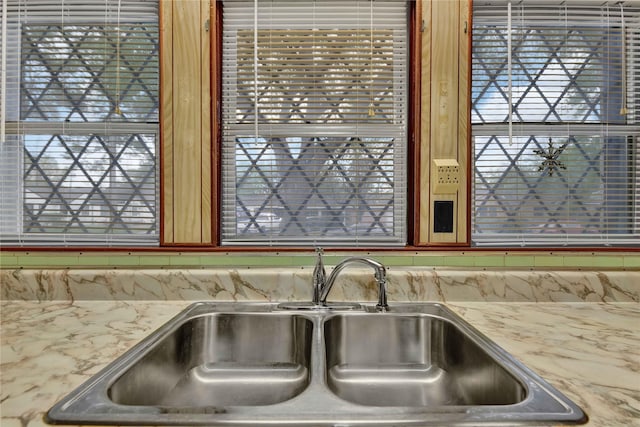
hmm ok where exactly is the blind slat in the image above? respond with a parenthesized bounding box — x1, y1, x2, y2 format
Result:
(472, 2, 640, 247)
(221, 0, 408, 246)
(1, 0, 159, 247)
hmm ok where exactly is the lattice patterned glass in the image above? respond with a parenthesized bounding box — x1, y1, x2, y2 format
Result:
(19, 24, 159, 237)
(232, 136, 396, 238)
(21, 24, 159, 122)
(23, 133, 156, 234)
(222, 1, 408, 245)
(472, 7, 639, 244)
(473, 134, 633, 237)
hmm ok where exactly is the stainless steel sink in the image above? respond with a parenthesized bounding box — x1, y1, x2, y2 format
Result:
(324, 314, 525, 407)
(109, 313, 312, 407)
(46, 302, 587, 426)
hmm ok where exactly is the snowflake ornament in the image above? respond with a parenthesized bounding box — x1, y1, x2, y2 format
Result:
(533, 138, 568, 177)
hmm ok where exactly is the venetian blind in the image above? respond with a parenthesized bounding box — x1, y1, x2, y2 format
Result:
(221, 0, 408, 246)
(0, 0, 159, 246)
(472, 1, 640, 246)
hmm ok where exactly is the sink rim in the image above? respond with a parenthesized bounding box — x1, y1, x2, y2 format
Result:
(46, 301, 588, 426)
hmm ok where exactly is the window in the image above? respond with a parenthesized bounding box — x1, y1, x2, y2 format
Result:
(0, 0, 159, 246)
(220, 0, 409, 246)
(472, 1, 640, 246)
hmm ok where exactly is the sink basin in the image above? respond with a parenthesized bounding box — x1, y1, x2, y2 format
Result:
(46, 302, 587, 426)
(324, 314, 525, 407)
(109, 313, 312, 407)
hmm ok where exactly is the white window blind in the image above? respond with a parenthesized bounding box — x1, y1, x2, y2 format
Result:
(472, 1, 640, 247)
(221, 0, 408, 246)
(0, 0, 159, 246)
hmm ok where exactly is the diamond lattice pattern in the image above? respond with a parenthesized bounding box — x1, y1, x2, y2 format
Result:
(223, 22, 407, 244)
(472, 20, 636, 240)
(20, 24, 158, 235)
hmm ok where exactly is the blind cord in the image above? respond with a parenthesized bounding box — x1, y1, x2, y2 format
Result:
(254, 0, 259, 142)
(507, 1, 513, 146)
(620, 2, 628, 116)
(368, 0, 375, 117)
(1, 0, 7, 143)
(115, 0, 122, 115)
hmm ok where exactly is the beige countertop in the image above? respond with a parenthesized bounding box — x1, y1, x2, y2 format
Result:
(1, 301, 639, 427)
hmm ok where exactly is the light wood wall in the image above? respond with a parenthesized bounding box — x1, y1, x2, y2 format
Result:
(418, 0, 470, 245)
(161, 0, 213, 245)
(159, 0, 471, 246)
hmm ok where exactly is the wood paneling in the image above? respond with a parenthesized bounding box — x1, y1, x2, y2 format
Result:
(160, 0, 213, 245)
(160, 0, 174, 244)
(418, 0, 471, 245)
(431, 0, 459, 160)
(430, 0, 459, 244)
(457, 0, 471, 245)
(173, 1, 202, 243)
(200, 0, 213, 244)
(418, 0, 432, 245)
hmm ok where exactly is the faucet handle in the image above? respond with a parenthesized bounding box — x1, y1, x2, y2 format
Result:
(312, 247, 326, 304)
(313, 247, 326, 279)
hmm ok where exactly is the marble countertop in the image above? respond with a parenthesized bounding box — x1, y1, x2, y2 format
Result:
(1, 300, 638, 427)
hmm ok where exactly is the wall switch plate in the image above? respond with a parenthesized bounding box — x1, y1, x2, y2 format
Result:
(432, 159, 460, 194)
(434, 200, 454, 233)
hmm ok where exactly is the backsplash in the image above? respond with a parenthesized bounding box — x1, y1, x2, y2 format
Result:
(2, 250, 639, 269)
(1, 268, 638, 303)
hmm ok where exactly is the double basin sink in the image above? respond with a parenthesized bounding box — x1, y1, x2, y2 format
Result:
(46, 302, 587, 426)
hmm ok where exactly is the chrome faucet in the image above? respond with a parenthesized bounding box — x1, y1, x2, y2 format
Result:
(312, 247, 326, 305)
(312, 249, 388, 311)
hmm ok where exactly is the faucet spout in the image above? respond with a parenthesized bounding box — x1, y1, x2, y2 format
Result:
(319, 257, 388, 311)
